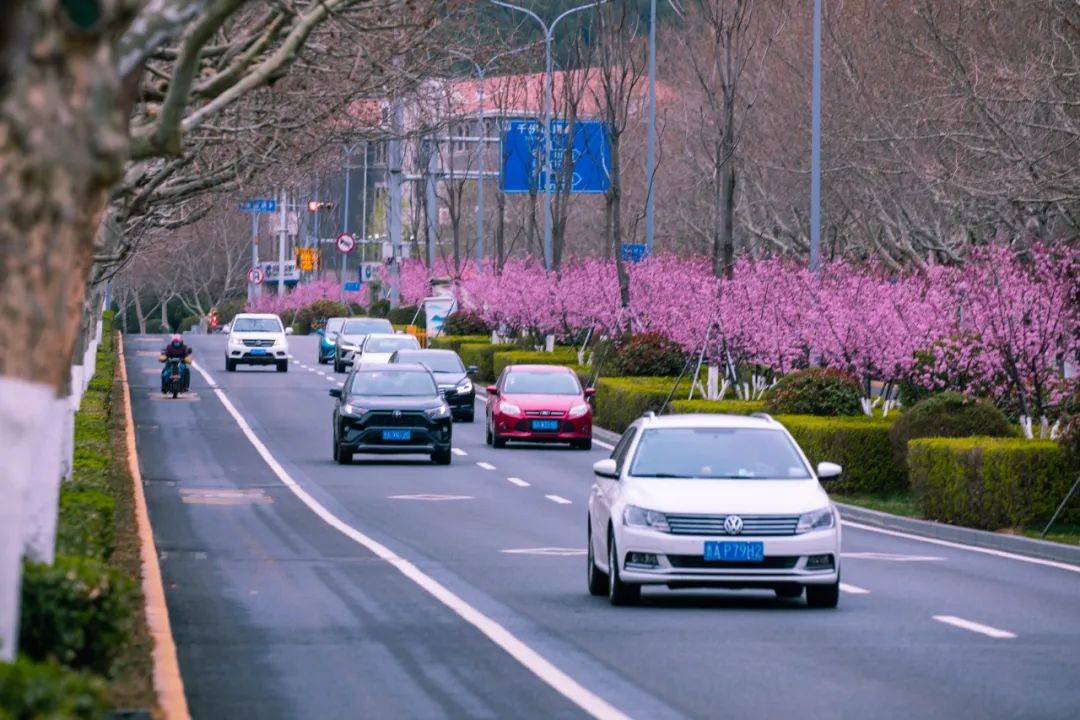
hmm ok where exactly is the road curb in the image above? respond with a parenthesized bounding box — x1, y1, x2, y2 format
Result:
(117, 334, 191, 720)
(836, 502, 1080, 565)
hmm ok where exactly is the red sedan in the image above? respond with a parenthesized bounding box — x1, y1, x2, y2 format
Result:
(485, 364, 595, 450)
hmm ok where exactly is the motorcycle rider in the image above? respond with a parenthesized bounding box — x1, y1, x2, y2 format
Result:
(160, 334, 193, 393)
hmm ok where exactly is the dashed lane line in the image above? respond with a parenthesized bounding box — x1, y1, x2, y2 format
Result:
(839, 583, 870, 595)
(593, 438, 615, 450)
(545, 494, 572, 505)
(452, 448, 468, 456)
(507, 477, 530, 487)
(189, 360, 630, 720)
(933, 615, 1016, 639)
(476, 461, 496, 470)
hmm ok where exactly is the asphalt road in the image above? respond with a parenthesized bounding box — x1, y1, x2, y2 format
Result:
(126, 334, 1080, 720)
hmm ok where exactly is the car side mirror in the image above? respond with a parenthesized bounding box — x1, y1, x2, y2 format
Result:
(584, 387, 596, 398)
(285, 327, 294, 335)
(816, 462, 842, 480)
(329, 388, 342, 399)
(486, 385, 499, 396)
(593, 459, 619, 479)
(467, 365, 479, 375)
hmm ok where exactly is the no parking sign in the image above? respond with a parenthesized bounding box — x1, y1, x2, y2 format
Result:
(336, 233, 356, 254)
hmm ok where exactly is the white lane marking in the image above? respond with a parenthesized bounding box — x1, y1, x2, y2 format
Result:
(842, 520, 1080, 574)
(337, 382, 345, 387)
(307, 368, 316, 373)
(389, 494, 473, 501)
(189, 361, 629, 720)
(507, 477, 530, 487)
(933, 615, 1016, 639)
(476, 461, 496, 470)
(452, 448, 467, 456)
(839, 582, 870, 595)
(502, 548, 586, 556)
(842, 552, 945, 562)
(545, 494, 572, 505)
(317, 371, 327, 377)
(593, 438, 615, 450)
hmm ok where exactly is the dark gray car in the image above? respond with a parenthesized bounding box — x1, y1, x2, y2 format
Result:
(389, 349, 478, 422)
(333, 317, 393, 372)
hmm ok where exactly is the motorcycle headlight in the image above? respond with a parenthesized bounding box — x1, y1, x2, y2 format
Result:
(342, 404, 367, 417)
(499, 401, 522, 416)
(568, 403, 590, 418)
(796, 507, 835, 534)
(425, 403, 451, 419)
(455, 378, 473, 394)
(623, 505, 670, 532)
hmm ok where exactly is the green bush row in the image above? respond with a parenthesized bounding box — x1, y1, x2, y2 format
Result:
(668, 399, 768, 415)
(428, 334, 490, 353)
(458, 343, 503, 382)
(909, 437, 1077, 529)
(592, 376, 701, 433)
(0, 656, 108, 719)
(55, 488, 115, 560)
(492, 348, 580, 380)
(775, 415, 904, 494)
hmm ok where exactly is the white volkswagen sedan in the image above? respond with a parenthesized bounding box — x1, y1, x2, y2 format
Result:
(355, 332, 420, 365)
(587, 412, 842, 607)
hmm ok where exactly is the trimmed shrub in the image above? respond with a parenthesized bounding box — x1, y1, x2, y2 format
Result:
(0, 656, 108, 720)
(909, 437, 1076, 529)
(668, 399, 767, 415)
(178, 315, 200, 332)
(889, 392, 1013, 469)
(144, 319, 163, 335)
(593, 376, 697, 433)
(612, 333, 686, 377)
(55, 487, 116, 560)
(775, 415, 904, 494)
(458, 343, 504, 382)
(215, 296, 247, 325)
(293, 299, 350, 335)
(443, 310, 492, 336)
(1058, 388, 1080, 472)
(765, 368, 862, 416)
(429, 335, 491, 353)
(492, 348, 580, 379)
(19, 557, 135, 675)
(387, 305, 423, 325)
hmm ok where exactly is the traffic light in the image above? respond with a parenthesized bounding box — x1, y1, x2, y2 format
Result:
(307, 200, 335, 212)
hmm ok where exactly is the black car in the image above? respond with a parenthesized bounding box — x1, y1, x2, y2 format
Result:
(329, 364, 453, 465)
(389, 349, 478, 422)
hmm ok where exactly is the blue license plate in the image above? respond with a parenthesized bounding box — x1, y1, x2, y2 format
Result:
(249, 348, 266, 355)
(382, 429, 412, 441)
(531, 419, 559, 432)
(703, 541, 764, 562)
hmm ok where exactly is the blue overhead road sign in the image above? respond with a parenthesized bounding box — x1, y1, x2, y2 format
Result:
(502, 119, 611, 194)
(239, 199, 277, 213)
(621, 243, 648, 264)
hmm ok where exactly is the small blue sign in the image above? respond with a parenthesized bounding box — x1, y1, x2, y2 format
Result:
(502, 119, 611, 194)
(239, 199, 277, 213)
(620, 243, 648, 263)
(343, 282, 361, 292)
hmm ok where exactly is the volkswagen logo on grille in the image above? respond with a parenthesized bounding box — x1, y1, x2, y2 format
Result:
(393, 410, 402, 418)
(723, 515, 744, 535)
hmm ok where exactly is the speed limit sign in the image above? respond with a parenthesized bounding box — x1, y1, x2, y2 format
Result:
(248, 267, 265, 285)
(336, 232, 356, 254)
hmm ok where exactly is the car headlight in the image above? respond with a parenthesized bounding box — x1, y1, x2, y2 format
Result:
(796, 507, 835, 534)
(567, 403, 590, 418)
(425, 403, 451, 419)
(623, 505, 670, 532)
(342, 404, 367, 417)
(499, 401, 522, 416)
(455, 378, 473, 394)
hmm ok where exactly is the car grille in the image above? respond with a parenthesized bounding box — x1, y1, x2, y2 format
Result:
(365, 411, 429, 428)
(666, 555, 799, 570)
(525, 410, 565, 417)
(242, 339, 274, 347)
(665, 514, 800, 537)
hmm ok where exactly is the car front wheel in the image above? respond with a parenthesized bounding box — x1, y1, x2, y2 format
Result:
(431, 448, 452, 465)
(806, 579, 840, 608)
(276, 360, 288, 372)
(225, 358, 236, 372)
(586, 521, 607, 596)
(607, 530, 640, 606)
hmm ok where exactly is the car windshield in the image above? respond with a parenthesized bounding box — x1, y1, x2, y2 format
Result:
(349, 370, 436, 397)
(503, 371, 581, 396)
(395, 352, 463, 373)
(232, 317, 282, 333)
(365, 336, 419, 353)
(325, 318, 345, 334)
(629, 427, 811, 479)
(343, 318, 392, 335)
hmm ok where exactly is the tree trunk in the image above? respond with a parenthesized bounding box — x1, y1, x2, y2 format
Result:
(134, 292, 148, 334)
(527, 189, 538, 259)
(609, 134, 631, 312)
(495, 188, 506, 273)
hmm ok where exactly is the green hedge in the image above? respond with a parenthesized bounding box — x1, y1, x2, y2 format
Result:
(909, 437, 1077, 529)
(0, 656, 108, 719)
(492, 348, 580, 379)
(593, 376, 698, 433)
(668, 399, 768, 415)
(775, 415, 903, 494)
(55, 488, 115, 560)
(458, 343, 505, 382)
(428, 334, 490, 353)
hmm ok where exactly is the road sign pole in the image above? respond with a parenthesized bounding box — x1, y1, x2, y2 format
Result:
(342, 145, 354, 298)
(389, 94, 404, 308)
(810, 0, 822, 274)
(542, 33, 553, 271)
(476, 69, 485, 267)
(645, 0, 657, 253)
(249, 212, 259, 302)
(278, 188, 287, 296)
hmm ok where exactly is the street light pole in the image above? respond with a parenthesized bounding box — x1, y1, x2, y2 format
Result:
(490, 0, 609, 271)
(645, 0, 657, 253)
(810, 0, 822, 274)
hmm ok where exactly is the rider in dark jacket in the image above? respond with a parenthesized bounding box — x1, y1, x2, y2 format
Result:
(160, 334, 193, 392)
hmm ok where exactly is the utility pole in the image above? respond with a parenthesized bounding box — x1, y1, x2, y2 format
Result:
(491, 0, 610, 271)
(426, 140, 438, 268)
(277, 188, 287, 296)
(810, 0, 822, 274)
(249, 212, 259, 302)
(388, 94, 404, 307)
(360, 141, 368, 246)
(644, 0, 657, 253)
(342, 144, 358, 294)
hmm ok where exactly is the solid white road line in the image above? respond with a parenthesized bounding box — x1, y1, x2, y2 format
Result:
(545, 494, 572, 505)
(452, 448, 467, 456)
(839, 582, 870, 595)
(933, 615, 1016, 639)
(507, 477, 530, 487)
(842, 520, 1080, 574)
(189, 361, 629, 720)
(476, 461, 496, 470)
